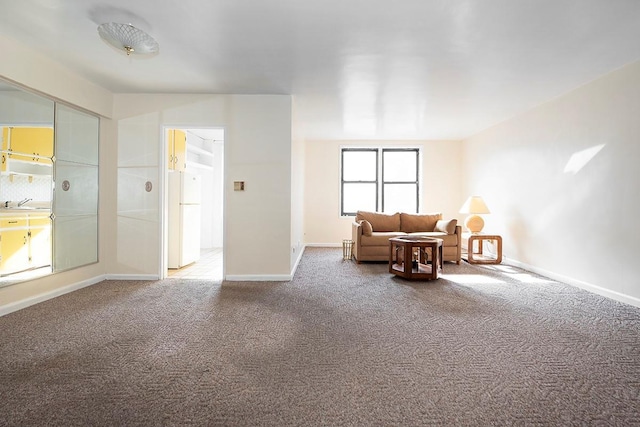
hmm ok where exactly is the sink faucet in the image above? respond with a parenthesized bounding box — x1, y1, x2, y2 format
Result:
(17, 198, 32, 207)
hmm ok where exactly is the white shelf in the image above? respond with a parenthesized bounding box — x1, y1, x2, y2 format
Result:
(187, 144, 214, 158)
(2, 159, 52, 177)
(187, 161, 213, 171)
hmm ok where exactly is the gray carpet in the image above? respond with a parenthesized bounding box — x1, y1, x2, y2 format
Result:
(1, 247, 639, 426)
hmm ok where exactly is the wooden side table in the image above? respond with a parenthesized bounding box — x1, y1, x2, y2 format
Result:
(389, 237, 443, 280)
(462, 233, 502, 264)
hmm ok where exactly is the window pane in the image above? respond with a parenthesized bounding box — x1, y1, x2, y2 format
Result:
(383, 151, 417, 182)
(383, 183, 417, 213)
(343, 151, 377, 181)
(343, 183, 376, 214)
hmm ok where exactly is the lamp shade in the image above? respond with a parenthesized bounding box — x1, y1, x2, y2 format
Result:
(459, 196, 490, 214)
(459, 196, 490, 233)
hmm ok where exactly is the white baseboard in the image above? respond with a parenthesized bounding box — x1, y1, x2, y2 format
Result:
(290, 245, 306, 278)
(306, 243, 342, 248)
(105, 274, 160, 281)
(225, 245, 307, 282)
(505, 257, 640, 309)
(0, 275, 106, 317)
(225, 274, 292, 282)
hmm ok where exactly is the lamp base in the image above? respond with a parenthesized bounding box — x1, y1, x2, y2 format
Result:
(464, 214, 485, 233)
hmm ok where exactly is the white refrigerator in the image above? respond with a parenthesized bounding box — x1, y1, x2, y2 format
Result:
(168, 171, 202, 269)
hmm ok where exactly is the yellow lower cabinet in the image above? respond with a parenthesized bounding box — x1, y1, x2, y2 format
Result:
(28, 216, 52, 269)
(0, 218, 29, 274)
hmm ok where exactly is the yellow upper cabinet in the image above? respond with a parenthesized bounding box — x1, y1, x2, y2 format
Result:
(1, 127, 54, 169)
(1, 128, 6, 172)
(167, 129, 186, 171)
(167, 129, 174, 170)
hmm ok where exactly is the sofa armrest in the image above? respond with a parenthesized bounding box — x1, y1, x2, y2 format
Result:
(352, 221, 362, 237)
(454, 224, 462, 264)
(352, 221, 362, 262)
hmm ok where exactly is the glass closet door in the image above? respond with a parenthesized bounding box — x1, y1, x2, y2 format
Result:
(0, 85, 55, 285)
(53, 104, 99, 272)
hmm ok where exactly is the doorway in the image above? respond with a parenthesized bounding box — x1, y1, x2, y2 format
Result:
(164, 127, 224, 281)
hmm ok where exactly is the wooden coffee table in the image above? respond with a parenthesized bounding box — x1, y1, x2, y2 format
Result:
(389, 236, 443, 280)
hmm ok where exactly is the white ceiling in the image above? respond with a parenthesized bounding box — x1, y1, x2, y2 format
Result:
(1, 0, 639, 140)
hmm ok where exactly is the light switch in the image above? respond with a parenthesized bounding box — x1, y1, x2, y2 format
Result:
(234, 181, 245, 191)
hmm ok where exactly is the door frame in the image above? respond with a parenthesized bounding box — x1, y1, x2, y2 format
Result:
(159, 125, 225, 280)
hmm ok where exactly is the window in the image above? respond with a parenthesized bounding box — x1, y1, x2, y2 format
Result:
(341, 148, 419, 216)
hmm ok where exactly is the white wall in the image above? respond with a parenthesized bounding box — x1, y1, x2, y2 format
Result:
(210, 142, 224, 248)
(304, 139, 463, 245)
(226, 96, 292, 278)
(290, 98, 305, 268)
(0, 35, 112, 118)
(462, 59, 640, 305)
(112, 94, 293, 280)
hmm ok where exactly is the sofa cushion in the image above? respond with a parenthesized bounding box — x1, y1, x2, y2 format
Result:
(356, 211, 401, 232)
(361, 232, 406, 246)
(400, 213, 442, 233)
(435, 219, 458, 234)
(360, 220, 373, 236)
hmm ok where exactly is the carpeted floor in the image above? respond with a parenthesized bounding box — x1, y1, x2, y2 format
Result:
(1, 247, 639, 426)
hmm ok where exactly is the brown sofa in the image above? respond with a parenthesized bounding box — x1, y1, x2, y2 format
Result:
(351, 211, 461, 264)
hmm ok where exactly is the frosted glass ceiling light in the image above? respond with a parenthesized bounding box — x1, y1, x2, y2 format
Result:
(97, 22, 159, 56)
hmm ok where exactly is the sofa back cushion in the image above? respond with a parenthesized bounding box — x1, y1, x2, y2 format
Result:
(434, 219, 458, 234)
(356, 211, 401, 232)
(360, 220, 373, 236)
(400, 212, 442, 232)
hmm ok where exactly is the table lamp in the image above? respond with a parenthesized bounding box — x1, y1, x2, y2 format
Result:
(459, 196, 490, 233)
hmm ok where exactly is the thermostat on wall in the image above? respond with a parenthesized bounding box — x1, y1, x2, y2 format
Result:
(234, 181, 245, 191)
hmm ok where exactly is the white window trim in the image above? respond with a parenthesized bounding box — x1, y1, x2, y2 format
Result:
(340, 146, 422, 217)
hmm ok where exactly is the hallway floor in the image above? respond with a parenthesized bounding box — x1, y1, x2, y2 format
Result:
(167, 248, 222, 281)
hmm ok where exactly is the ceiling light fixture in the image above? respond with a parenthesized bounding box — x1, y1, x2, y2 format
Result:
(97, 22, 159, 56)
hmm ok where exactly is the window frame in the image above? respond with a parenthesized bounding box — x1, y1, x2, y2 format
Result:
(340, 147, 420, 216)
(340, 148, 379, 216)
(381, 148, 420, 213)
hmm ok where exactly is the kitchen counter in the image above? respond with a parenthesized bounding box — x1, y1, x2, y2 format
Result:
(0, 200, 51, 215)
(0, 207, 51, 216)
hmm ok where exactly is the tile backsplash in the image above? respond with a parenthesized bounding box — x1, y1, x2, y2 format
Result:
(0, 174, 52, 203)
